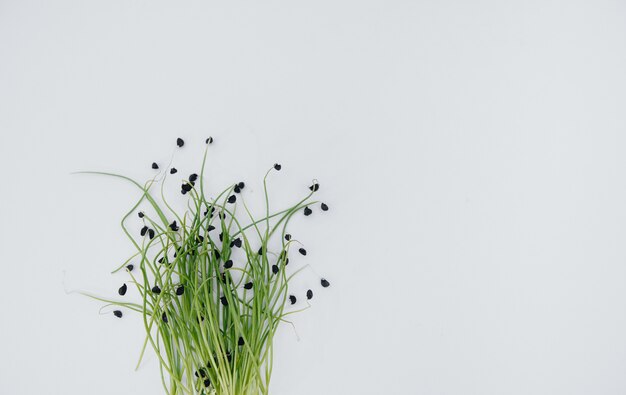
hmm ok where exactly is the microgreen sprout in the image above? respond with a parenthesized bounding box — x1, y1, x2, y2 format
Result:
(75, 138, 332, 395)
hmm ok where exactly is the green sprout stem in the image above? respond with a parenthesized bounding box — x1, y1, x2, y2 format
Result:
(74, 145, 322, 395)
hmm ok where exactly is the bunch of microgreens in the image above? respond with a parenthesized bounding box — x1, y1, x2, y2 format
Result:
(77, 137, 331, 395)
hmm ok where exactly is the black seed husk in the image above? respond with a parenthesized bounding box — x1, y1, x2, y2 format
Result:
(138, 211, 144, 218)
(272, 264, 279, 274)
(238, 181, 245, 189)
(321, 203, 329, 211)
(304, 206, 312, 216)
(307, 289, 313, 300)
(152, 285, 161, 294)
(152, 162, 159, 169)
(169, 221, 179, 231)
(321, 278, 330, 287)
(224, 260, 233, 269)
(238, 337, 244, 346)
(113, 310, 123, 318)
(189, 173, 198, 182)
(309, 183, 319, 191)
(140, 226, 148, 236)
(170, 168, 177, 174)
(234, 185, 241, 193)
(176, 285, 184, 295)
(244, 282, 253, 290)
(148, 229, 155, 239)
(126, 264, 134, 271)
(176, 138, 184, 147)
(299, 248, 307, 256)
(182, 183, 192, 192)
(289, 295, 296, 305)
(206, 137, 213, 144)
(220, 296, 228, 306)
(162, 312, 168, 323)
(118, 283, 127, 296)
(285, 234, 291, 241)
(227, 195, 236, 203)
(274, 163, 281, 170)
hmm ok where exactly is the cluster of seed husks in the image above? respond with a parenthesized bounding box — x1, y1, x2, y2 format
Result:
(107, 137, 331, 394)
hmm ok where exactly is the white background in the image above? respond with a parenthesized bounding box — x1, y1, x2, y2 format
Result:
(2, 1, 626, 394)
